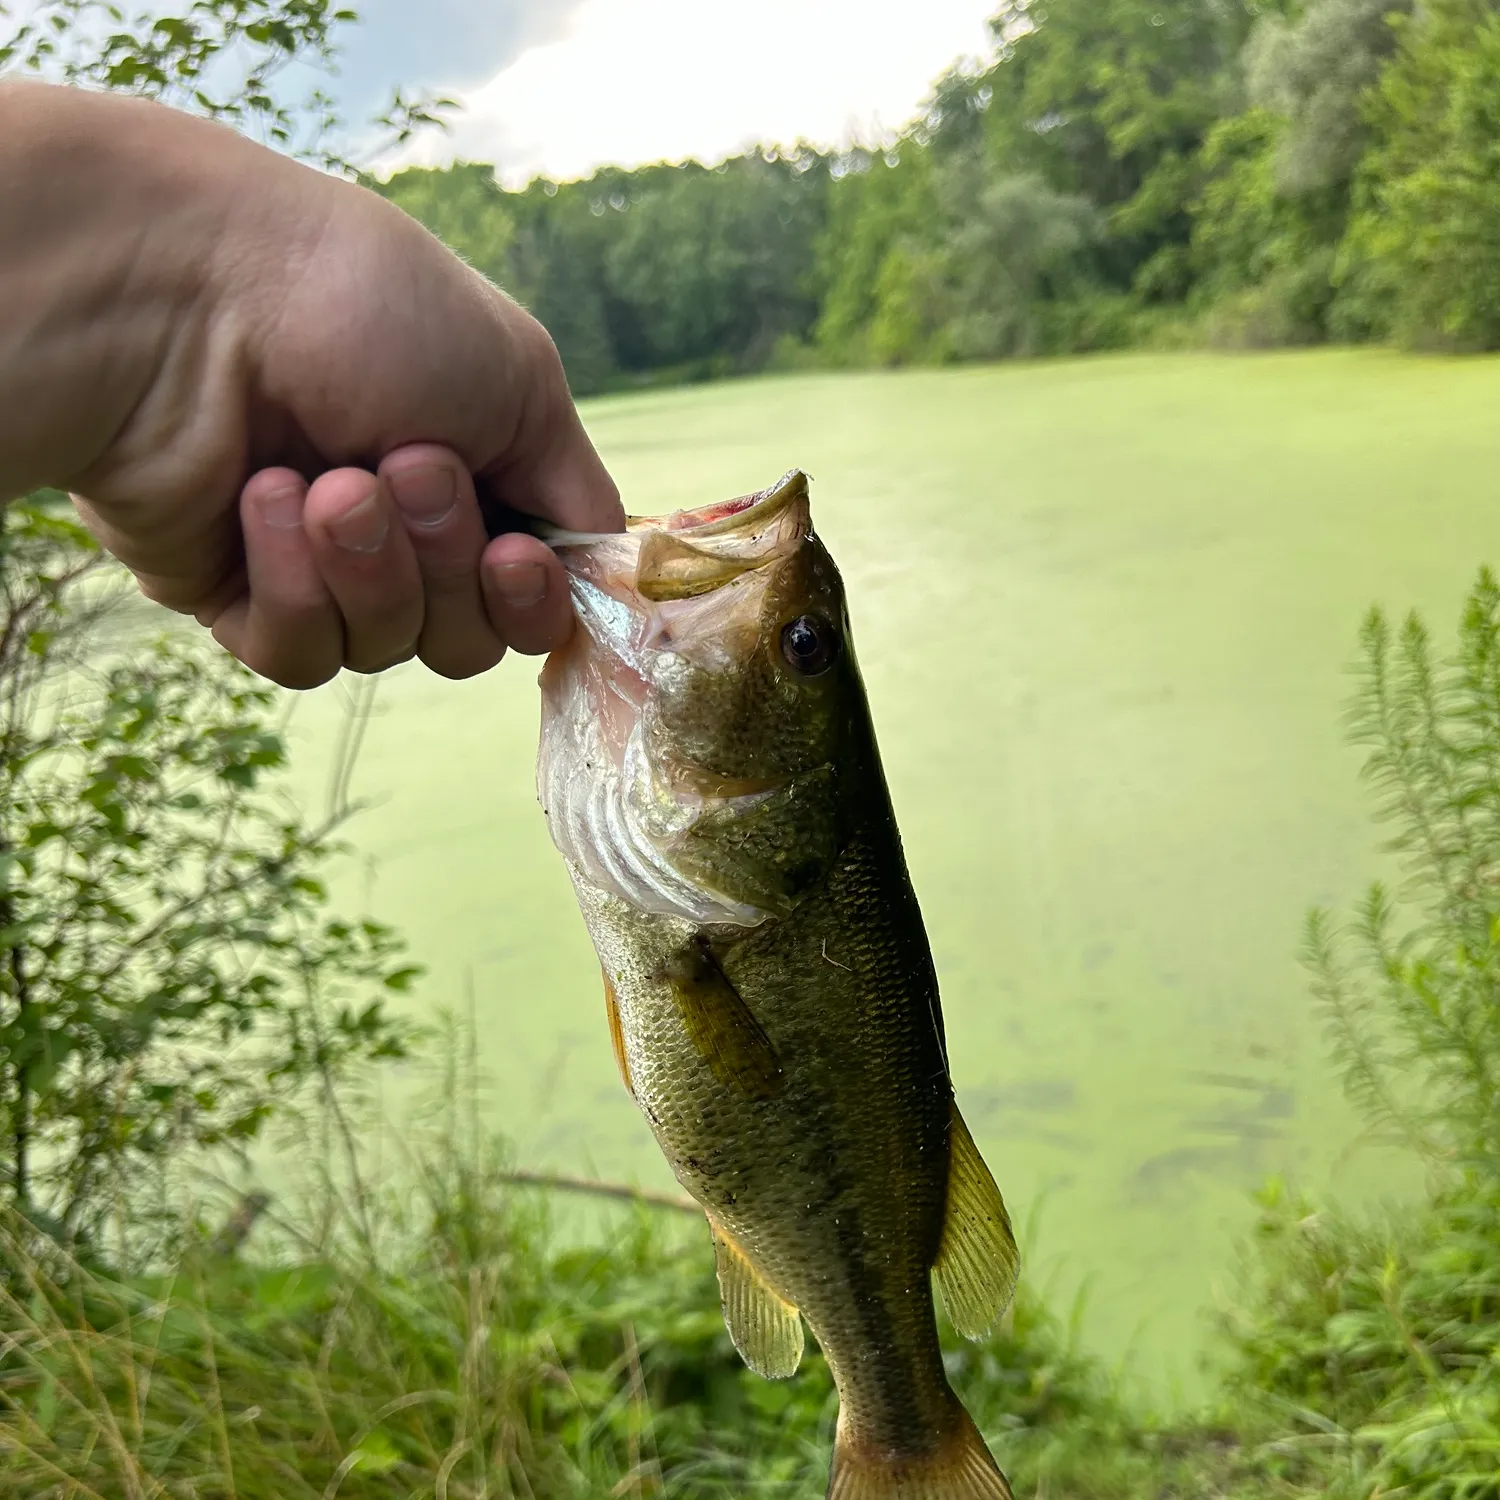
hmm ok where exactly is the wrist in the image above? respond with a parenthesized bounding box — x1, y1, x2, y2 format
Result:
(0, 83, 243, 500)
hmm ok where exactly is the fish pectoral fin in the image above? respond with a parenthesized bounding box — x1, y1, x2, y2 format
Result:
(708, 1217, 804, 1379)
(663, 941, 784, 1100)
(602, 970, 634, 1099)
(932, 1104, 1019, 1341)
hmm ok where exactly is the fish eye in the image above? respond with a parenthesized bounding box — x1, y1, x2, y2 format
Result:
(780, 614, 839, 676)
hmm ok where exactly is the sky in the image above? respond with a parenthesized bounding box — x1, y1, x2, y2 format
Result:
(352, 0, 1003, 184)
(6, 0, 1002, 182)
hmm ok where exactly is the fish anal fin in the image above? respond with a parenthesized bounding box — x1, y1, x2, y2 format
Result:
(602, 970, 633, 1098)
(663, 941, 784, 1100)
(828, 1404, 1013, 1500)
(708, 1217, 803, 1379)
(933, 1104, 1019, 1341)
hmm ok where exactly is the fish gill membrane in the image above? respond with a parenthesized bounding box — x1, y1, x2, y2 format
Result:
(535, 472, 1020, 1499)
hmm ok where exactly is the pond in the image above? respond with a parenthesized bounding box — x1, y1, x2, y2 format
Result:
(283, 350, 1500, 1401)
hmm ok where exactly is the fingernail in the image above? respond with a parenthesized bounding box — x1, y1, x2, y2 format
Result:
(388, 464, 457, 529)
(258, 485, 304, 530)
(491, 561, 547, 608)
(328, 486, 389, 554)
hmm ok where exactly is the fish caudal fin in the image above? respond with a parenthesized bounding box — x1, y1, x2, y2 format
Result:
(933, 1104, 1019, 1340)
(709, 1218, 804, 1378)
(827, 1406, 1014, 1500)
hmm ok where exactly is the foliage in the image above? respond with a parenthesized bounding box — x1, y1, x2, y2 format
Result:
(1189, 110, 1337, 346)
(0, 0, 452, 169)
(961, 0, 1264, 299)
(936, 169, 1105, 360)
(0, 498, 414, 1250)
(1305, 569, 1500, 1173)
(11, 0, 1500, 384)
(1218, 1176, 1500, 1499)
(601, 155, 830, 376)
(0, 0, 455, 1249)
(1245, 0, 1412, 199)
(812, 149, 940, 366)
(1341, 0, 1500, 350)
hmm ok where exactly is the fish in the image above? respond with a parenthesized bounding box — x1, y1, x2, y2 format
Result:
(536, 471, 1020, 1499)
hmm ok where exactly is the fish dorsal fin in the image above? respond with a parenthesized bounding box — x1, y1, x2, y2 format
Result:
(663, 941, 785, 1100)
(932, 1105, 1019, 1341)
(708, 1217, 804, 1379)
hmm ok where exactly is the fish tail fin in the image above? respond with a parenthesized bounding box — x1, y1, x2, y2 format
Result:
(827, 1403, 1013, 1500)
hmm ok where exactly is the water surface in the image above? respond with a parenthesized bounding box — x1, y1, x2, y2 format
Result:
(284, 352, 1500, 1399)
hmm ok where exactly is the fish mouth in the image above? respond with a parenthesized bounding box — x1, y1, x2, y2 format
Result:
(542, 470, 809, 666)
(542, 470, 809, 555)
(632, 469, 809, 539)
(536, 472, 813, 929)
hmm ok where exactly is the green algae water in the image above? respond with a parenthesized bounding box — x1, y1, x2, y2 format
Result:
(281, 350, 1500, 1401)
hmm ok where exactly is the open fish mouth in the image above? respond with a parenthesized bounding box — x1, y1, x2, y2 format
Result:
(543, 469, 809, 546)
(536, 473, 813, 929)
(539, 470, 810, 613)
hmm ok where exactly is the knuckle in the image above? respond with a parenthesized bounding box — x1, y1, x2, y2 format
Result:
(276, 661, 340, 691)
(421, 638, 506, 681)
(238, 644, 338, 691)
(411, 541, 483, 587)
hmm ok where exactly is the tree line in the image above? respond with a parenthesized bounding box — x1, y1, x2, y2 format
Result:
(371, 0, 1500, 396)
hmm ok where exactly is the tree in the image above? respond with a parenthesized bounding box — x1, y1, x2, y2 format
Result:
(814, 149, 942, 364)
(1244, 0, 1413, 199)
(1340, 0, 1500, 349)
(971, 0, 1265, 298)
(504, 177, 621, 394)
(1189, 110, 1339, 344)
(602, 153, 829, 374)
(939, 168, 1101, 358)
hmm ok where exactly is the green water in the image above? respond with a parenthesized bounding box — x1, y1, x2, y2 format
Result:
(282, 350, 1500, 1401)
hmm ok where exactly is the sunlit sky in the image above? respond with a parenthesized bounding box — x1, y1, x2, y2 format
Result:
(358, 0, 1002, 184)
(3, 0, 1002, 181)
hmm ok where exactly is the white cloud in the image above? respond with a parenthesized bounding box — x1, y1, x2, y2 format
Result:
(385, 0, 999, 184)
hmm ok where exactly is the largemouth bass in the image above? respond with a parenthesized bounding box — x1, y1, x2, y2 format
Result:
(536, 471, 1019, 1499)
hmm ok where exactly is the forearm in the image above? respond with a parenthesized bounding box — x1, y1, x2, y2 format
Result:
(0, 82, 246, 502)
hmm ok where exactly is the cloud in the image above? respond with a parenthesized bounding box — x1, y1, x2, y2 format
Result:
(382, 0, 998, 184)
(331, 0, 588, 126)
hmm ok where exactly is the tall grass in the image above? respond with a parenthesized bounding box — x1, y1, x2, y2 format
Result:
(0, 1019, 1177, 1499)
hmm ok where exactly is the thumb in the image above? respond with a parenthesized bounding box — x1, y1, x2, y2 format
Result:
(482, 315, 624, 535)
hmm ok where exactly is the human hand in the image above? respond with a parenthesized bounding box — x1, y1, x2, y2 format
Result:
(1, 83, 622, 688)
